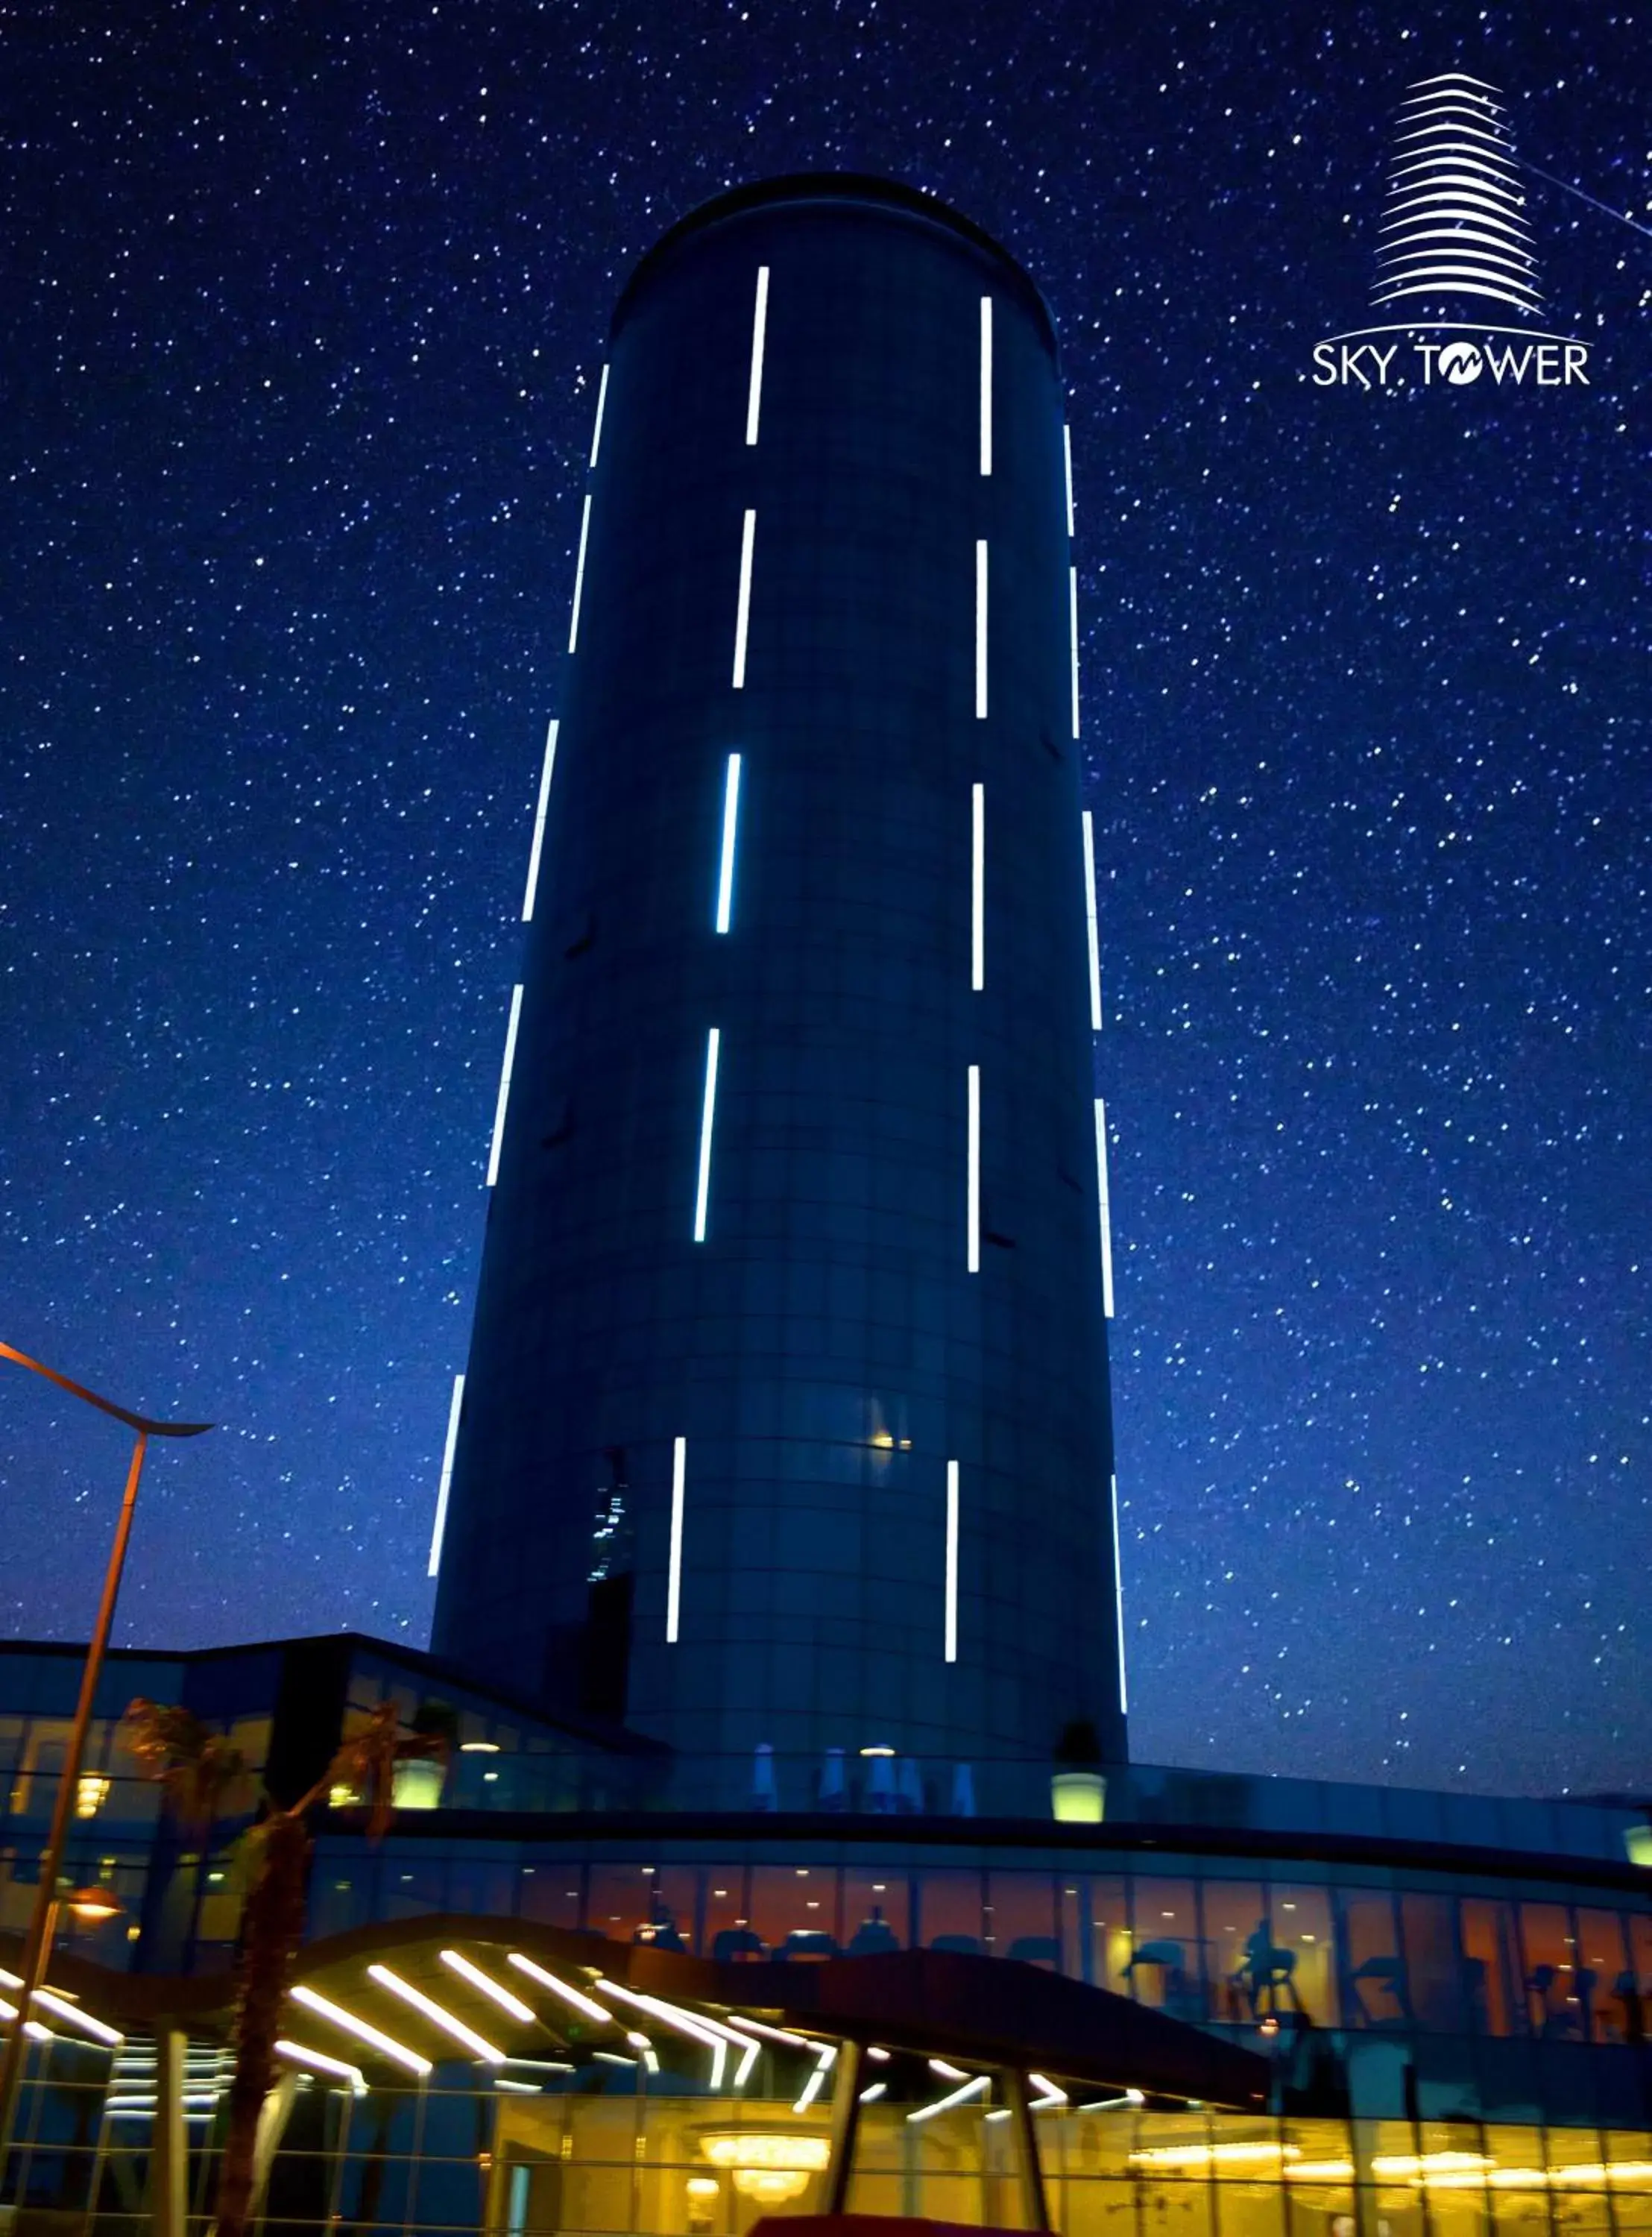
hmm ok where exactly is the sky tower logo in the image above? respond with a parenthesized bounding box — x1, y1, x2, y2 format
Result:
(1311, 72, 1595, 391)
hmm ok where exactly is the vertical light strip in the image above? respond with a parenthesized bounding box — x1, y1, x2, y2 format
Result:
(1094, 1096, 1115, 1318)
(520, 720, 560, 922)
(485, 985, 524, 1189)
(714, 753, 743, 934)
(1110, 1472, 1129, 1714)
(666, 1437, 687, 1643)
(426, 1374, 465, 1579)
(1081, 809, 1103, 1031)
(971, 783, 985, 991)
(978, 297, 992, 476)
(974, 541, 988, 719)
(693, 1028, 721, 1242)
(1063, 423, 1075, 537)
(1069, 565, 1081, 739)
(966, 1065, 980, 1273)
(944, 1460, 959, 1663)
(588, 364, 610, 470)
(732, 511, 756, 689)
(567, 495, 592, 654)
(745, 266, 771, 446)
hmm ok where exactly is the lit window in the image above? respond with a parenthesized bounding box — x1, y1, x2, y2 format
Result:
(588, 363, 610, 470)
(667, 1438, 687, 1643)
(715, 754, 743, 934)
(966, 1066, 980, 1272)
(693, 1028, 721, 1242)
(1094, 1097, 1115, 1317)
(978, 297, 992, 476)
(427, 1374, 466, 1579)
(745, 267, 770, 445)
(520, 720, 560, 922)
(1081, 810, 1102, 1031)
(1069, 566, 1080, 739)
(971, 784, 985, 990)
(1111, 1473, 1128, 1712)
(732, 512, 756, 688)
(486, 986, 524, 1188)
(567, 496, 592, 654)
(945, 1461, 959, 1663)
(974, 541, 988, 719)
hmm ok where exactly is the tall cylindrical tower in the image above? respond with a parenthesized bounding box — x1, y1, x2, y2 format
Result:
(432, 175, 1126, 1779)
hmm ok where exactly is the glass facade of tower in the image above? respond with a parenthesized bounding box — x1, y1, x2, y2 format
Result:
(432, 177, 1123, 1775)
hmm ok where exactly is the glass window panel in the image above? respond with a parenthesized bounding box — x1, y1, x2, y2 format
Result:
(1621, 1916, 1652, 2045)
(1271, 1885, 1339, 2028)
(1603, 2125, 1652, 2237)
(1460, 1899, 1519, 2037)
(1202, 1879, 1266, 2025)
(748, 1862, 838, 1957)
(702, 1869, 760, 1963)
(587, 1861, 658, 1944)
(918, 1867, 985, 1954)
(516, 1863, 584, 1930)
(1125, 1877, 1205, 2018)
(1517, 1904, 1583, 2040)
(1057, 1878, 1086, 1980)
(1485, 2123, 1551, 2237)
(1400, 1893, 1468, 2034)
(630, 1863, 699, 1953)
(845, 1864, 908, 1954)
(1572, 1909, 1629, 2043)
(988, 1869, 1059, 1966)
(1089, 1874, 1132, 1999)
(1336, 1888, 1408, 2028)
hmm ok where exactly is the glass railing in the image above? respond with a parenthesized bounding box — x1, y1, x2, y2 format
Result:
(8, 1753, 1644, 1867)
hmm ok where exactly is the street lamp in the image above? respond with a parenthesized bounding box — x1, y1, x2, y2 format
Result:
(0, 1340, 211, 2194)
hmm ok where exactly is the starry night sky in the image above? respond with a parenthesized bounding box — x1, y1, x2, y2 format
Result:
(4, 1, 1647, 1799)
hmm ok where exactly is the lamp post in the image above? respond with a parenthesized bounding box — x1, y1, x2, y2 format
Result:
(0, 1341, 211, 2200)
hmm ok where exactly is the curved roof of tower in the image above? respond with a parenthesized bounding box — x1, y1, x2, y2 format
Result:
(611, 172, 1057, 353)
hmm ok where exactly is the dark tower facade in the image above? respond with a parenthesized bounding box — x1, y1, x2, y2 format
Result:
(432, 176, 1126, 1779)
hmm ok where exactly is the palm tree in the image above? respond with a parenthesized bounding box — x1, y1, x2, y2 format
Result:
(124, 1696, 452, 2237)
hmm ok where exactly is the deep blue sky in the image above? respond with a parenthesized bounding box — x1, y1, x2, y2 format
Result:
(3, 1, 1647, 1797)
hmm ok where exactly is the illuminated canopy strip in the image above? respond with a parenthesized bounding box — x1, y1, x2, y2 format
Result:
(289, 1983, 431, 2075)
(367, 1963, 505, 2063)
(909, 2073, 990, 2123)
(274, 2039, 366, 2093)
(439, 1949, 537, 2025)
(506, 1952, 612, 2024)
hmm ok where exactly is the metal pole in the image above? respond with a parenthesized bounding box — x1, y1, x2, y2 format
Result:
(822, 2039, 863, 2215)
(1003, 2068, 1050, 2233)
(0, 1430, 148, 2197)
